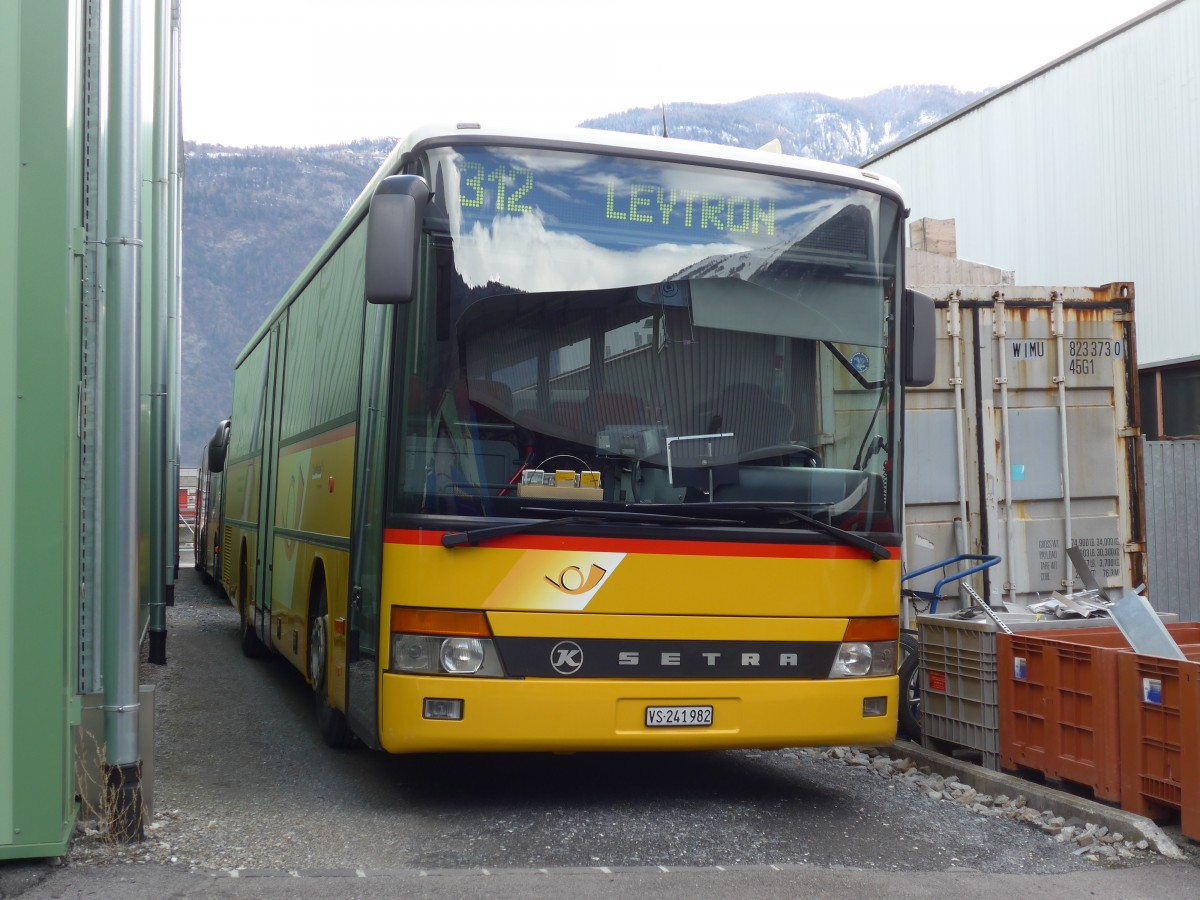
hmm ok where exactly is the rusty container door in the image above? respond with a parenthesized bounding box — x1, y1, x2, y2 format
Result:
(902, 284, 1144, 615)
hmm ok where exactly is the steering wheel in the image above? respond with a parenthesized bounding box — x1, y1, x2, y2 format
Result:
(740, 443, 822, 468)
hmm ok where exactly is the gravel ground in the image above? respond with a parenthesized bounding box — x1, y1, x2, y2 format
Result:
(51, 565, 1200, 878)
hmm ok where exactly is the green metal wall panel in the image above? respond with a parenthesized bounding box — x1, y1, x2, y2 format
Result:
(1, 0, 21, 855)
(3, 0, 181, 858)
(0, 0, 81, 860)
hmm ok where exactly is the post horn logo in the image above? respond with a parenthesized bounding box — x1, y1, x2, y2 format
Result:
(545, 564, 607, 595)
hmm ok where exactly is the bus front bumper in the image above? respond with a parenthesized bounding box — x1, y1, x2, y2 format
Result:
(378, 673, 897, 753)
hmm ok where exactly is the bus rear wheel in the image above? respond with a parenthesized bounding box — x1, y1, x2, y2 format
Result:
(309, 580, 353, 748)
(239, 552, 267, 658)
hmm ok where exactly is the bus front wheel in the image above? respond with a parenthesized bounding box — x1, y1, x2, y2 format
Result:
(309, 579, 353, 748)
(897, 632, 922, 741)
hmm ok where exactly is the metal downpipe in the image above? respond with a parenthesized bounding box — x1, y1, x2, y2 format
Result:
(949, 294, 972, 606)
(101, 0, 145, 842)
(1052, 295, 1075, 587)
(146, 0, 171, 665)
(79, 0, 110, 697)
(994, 296, 1018, 608)
(169, 0, 184, 601)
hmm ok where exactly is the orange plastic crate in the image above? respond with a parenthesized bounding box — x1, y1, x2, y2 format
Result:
(997, 622, 1200, 802)
(1117, 646, 1200, 840)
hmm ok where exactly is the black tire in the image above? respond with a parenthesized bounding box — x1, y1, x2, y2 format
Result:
(239, 552, 267, 658)
(898, 630, 918, 669)
(897, 632, 922, 741)
(309, 579, 354, 748)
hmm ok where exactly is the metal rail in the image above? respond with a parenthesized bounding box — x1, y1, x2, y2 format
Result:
(901, 553, 1002, 615)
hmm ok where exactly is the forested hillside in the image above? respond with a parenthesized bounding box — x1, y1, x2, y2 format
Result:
(182, 141, 391, 459)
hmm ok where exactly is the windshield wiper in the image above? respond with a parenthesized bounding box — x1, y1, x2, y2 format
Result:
(600, 501, 892, 564)
(638, 500, 890, 561)
(775, 507, 890, 562)
(442, 507, 745, 548)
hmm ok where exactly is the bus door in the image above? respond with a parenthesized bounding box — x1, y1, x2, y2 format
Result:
(346, 303, 394, 747)
(253, 321, 286, 647)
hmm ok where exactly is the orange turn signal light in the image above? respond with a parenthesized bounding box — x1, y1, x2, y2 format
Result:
(843, 617, 899, 642)
(390, 607, 492, 637)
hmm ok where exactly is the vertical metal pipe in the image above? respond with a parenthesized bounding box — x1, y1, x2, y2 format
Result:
(147, 0, 170, 664)
(169, 0, 184, 599)
(949, 293, 972, 609)
(168, 0, 183, 607)
(79, 0, 110, 695)
(994, 295, 1018, 607)
(1052, 294, 1074, 587)
(949, 295, 971, 537)
(101, 0, 145, 842)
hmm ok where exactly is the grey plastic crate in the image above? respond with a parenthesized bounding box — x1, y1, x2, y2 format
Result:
(922, 712, 1001, 771)
(918, 614, 1003, 767)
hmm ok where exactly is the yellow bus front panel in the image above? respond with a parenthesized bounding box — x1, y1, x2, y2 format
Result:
(376, 529, 900, 752)
(378, 674, 897, 753)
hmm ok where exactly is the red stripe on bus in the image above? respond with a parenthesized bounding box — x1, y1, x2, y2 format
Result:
(382, 528, 898, 560)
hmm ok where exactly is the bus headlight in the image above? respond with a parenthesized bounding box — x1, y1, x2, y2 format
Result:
(388, 608, 506, 677)
(393, 634, 440, 672)
(829, 640, 897, 678)
(441, 637, 486, 674)
(390, 634, 504, 676)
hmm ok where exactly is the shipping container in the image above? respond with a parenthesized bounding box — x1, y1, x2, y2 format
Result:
(903, 283, 1144, 618)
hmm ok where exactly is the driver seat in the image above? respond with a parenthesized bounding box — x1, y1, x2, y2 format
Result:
(709, 382, 793, 453)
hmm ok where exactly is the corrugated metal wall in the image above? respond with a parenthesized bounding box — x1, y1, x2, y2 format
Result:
(1144, 440, 1200, 621)
(867, 0, 1200, 368)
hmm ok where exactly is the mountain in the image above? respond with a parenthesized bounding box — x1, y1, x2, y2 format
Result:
(182, 140, 392, 463)
(180, 86, 984, 460)
(581, 86, 985, 164)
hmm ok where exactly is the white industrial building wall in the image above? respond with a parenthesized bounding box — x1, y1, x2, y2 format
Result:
(866, 0, 1200, 368)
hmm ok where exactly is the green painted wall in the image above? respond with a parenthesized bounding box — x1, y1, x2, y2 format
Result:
(3, 0, 181, 859)
(0, 0, 22, 854)
(0, 0, 81, 860)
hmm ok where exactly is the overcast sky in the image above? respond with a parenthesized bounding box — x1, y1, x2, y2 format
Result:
(182, 0, 1164, 147)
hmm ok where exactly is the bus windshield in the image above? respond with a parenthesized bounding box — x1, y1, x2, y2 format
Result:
(392, 143, 903, 533)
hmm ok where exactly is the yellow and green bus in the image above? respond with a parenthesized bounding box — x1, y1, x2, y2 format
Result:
(218, 124, 934, 752)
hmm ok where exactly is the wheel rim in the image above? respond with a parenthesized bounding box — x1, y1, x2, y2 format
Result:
(309, 614, 327, 688)
(239, 560, 249, 629)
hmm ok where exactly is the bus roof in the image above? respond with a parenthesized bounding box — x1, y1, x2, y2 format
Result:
(236, 123, 904, 367)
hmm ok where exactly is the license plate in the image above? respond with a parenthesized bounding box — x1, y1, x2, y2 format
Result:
(645, 705, 713, 727)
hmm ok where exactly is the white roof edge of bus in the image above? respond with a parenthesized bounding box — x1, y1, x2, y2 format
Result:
(417, 123, 893, 181)
(364, 122, 901, 205)
(237, 123, 902, 367)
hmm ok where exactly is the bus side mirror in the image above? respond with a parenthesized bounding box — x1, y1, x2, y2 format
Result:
(365, 174, 431, 304)
(902, 289, 936, 387)
(207, 419, 230, 472)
